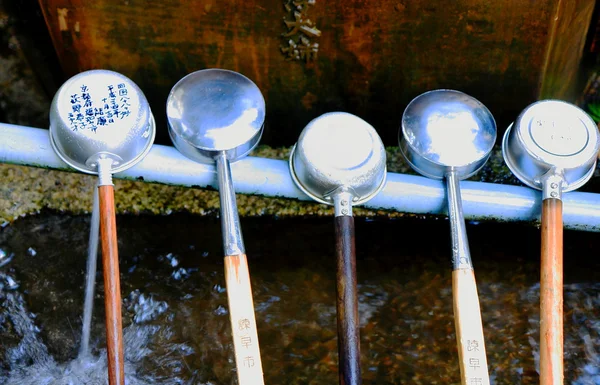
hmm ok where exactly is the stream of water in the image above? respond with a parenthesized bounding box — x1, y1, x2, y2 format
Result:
(79, 186, 100, 360)
(0, 214, 599, 384)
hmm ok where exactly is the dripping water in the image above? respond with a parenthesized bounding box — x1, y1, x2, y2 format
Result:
(79, 185, 100, 359)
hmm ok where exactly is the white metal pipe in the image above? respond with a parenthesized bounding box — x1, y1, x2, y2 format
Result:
(2, 123, 600, 232)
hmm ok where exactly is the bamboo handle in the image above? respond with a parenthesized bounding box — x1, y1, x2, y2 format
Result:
(334, 216, 361, 385)
(224, 254, 265, 385)
(540, 198, 563, 385)
(452, 268, 490, 385)
(98, 185, 125, 385)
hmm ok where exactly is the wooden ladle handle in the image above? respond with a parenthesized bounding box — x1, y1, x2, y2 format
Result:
(540, 198, 563, 385)
(98, 185, 125, 385)
(224, 254, 265, 385)
(452, 268, 490, 385)
(335, 215, 361, 385)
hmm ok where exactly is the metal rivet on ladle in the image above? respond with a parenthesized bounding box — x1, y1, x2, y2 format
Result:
(166, 68, 265, 385)
(399, 89, 496, 385)
(502, 100, 600, 384)
(49, 69, 156, 385)
(290, 112, 387, 385)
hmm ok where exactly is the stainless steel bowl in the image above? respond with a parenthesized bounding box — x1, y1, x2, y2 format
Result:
(49, 69, 155, 174)
(289, 112, 387, 205)
(400, 89, 497, 180)
(166, 68, 265, 163)
(502, 99, 600, 192)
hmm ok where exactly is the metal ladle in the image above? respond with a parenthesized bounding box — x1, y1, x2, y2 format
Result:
(399, 89, 496, 385)
(502, 100, 600, 384)
(166, 68, 265, 385)
(49, 69, 156, 385)
(289, 112, 387, 385)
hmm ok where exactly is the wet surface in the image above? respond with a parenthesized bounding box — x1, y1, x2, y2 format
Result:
(1, 213, 600, 384)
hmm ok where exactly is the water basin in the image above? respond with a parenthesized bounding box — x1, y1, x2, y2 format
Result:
(0, 214, 599, 384)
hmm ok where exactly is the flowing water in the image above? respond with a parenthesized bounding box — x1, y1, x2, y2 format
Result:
(0, 214, 599, 384)
(79, 187, 100, 360)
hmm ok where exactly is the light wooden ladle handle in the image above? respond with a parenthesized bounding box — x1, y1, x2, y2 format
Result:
(540, 198, 563, 385)
(452, 268, 490, 385)
(98, 185, 125, 385)
(224, 254, 265, 385)
(446, 171, 490, 385)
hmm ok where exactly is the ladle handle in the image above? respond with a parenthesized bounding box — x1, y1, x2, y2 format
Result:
(224, 254, 265, 385)
(447, 172, 490, 385)
(334, 215, 361, 385)
(540, 198, 563, 385)
(452, 269, 490, 385)
(98, 185, 125, 385)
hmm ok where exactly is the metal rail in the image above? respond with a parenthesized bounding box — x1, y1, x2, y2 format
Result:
(2, 123, 600, 232)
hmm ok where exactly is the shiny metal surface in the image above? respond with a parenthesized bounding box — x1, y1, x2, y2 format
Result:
(166, 69, 265, 163)
(400, 89, 497, 180)
(166, 69, 266, 256)
(49, 69, 155, 174)
(97, 158, 114, 187)
(216, 153, 245, 255)
(447, 171, 472, 270)
(289, 112, 387, 210)
(6, 124, 600, 232)
(502, 100, 600, 195)
(540, 172, 565, 201)
(399, 89, 497, 271)
(333, 190, 354, 217)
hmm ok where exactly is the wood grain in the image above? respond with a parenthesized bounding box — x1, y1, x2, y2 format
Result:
(539, 0, 596, 100)
(224, 254, 265, 385)
(452, 268, 490, 385)
(37, 0, 592, 146)
(540, 198, 563, 385)
(335, 215, 360, 385)
(98, 185, 125, 385)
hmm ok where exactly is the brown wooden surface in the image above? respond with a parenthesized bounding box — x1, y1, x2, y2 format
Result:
(37, 0, 595, 146)
(540, 198, 564, 385)
(539, 0, 596, 100)
(334, 215, 360, 385)
(98, 185, 125, 385)
(224, 254, 265, 385)
(452, 268, 490, 385)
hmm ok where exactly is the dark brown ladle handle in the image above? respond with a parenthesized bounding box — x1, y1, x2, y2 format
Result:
(99, 185, 125, 385)
(540, 198, 563, 385)
(335, 215, 361, 385)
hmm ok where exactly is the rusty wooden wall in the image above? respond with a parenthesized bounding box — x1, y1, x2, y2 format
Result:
(38, 0, 596, 147)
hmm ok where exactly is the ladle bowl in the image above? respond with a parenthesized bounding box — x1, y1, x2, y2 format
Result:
(502, 99, 600, 192)
(49, 69, 155, 174)
(400, 89, 496, 179)
(166, 68, 265, 163)
(289, 112, 387, 205)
